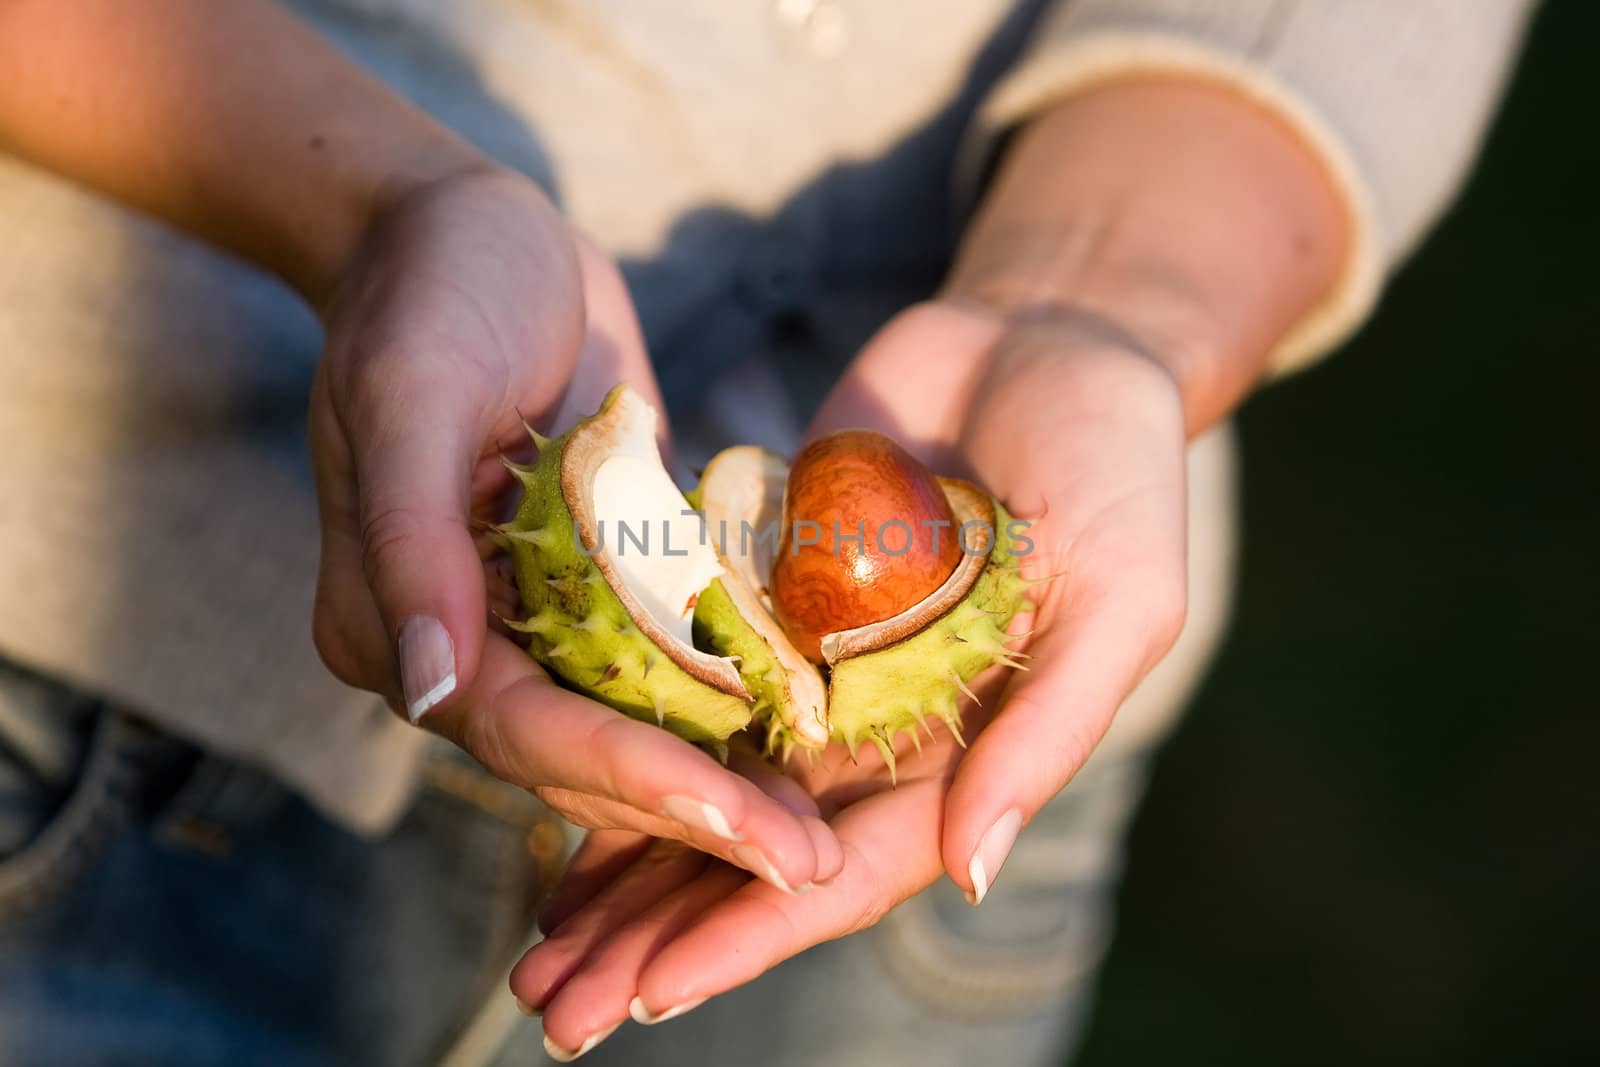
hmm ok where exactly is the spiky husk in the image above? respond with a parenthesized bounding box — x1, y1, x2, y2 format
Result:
(688, 446, 830, 760)
(825, 498, 1034, 775)
(501, 389, 754, 748)
(693, 577, 826, 763)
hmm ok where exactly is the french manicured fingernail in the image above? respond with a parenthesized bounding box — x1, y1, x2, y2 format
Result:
(629, 995, 706, 1025)
(661, 795, 741, 842)
(965, 808, 1022, 906)
(400, 615, 455, 722)
(514, 996, 541, 1017)
(731, 844, 797, 894)
(543, 1022, 619, 1062)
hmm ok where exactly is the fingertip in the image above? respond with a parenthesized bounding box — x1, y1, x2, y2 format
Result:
(538, 970, 631, 1059)
(631, 993, 708, 1026)
(941, 784, 1026, 908)
(393, 591, 488, 725)
(508, 941, 569, 1017)
(398, 613, 457, 722)
(719, 785, 830, 893)
(803, 815, 845, 885)
(728, 843, 802, 896)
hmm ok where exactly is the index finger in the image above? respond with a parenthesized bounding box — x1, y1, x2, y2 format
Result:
(427, 635, 836, 891)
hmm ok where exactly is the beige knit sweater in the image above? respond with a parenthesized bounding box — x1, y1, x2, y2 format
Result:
(0, 0, 1535, 832)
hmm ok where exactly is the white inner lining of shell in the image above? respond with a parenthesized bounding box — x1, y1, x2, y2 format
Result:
(697, 447, 830, 746)
(589, 408, 723, 648)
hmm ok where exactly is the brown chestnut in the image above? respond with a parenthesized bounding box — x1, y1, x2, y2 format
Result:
(770, 430, 962, 663)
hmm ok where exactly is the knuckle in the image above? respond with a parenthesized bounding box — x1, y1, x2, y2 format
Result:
(536, 786, 604, 828)
(846, 894, 893, 938)
(460, 694, 528, 783)
(358, 504, 451, 583)
(460, 703, 519, 784)
(854, 896, 894, 933)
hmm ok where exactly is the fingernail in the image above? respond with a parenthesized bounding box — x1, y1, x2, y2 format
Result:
(629, 995, 706, 1025)
(515, 997, 541, 1017)
(965, 808, 1022, 906)
(661, 795, 742, 842)
(400, 615, 455, 722)
(731, 844, 796, 895)
(543, 1022, 620, 1062)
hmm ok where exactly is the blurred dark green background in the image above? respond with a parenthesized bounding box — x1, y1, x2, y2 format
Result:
(1075, 3, 1600, 1064)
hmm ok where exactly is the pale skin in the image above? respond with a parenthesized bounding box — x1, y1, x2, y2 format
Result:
(0, 1, 1348, 1056)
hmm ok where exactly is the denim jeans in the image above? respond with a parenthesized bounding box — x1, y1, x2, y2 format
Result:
(0, 653, 1151, 1067)
(0, 659, 557, 1067)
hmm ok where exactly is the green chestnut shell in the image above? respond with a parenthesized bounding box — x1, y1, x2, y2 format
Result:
(499, 385, 754, 749)
(499, 386, 1042, 771)
(821, 482, 1034, 774)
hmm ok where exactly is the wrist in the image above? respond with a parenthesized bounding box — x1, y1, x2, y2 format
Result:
(301, 146, 507, 311)
(946, 77, 1349, 432)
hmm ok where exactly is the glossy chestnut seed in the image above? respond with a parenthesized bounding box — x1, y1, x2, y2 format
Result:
(770, 430, 963, 663)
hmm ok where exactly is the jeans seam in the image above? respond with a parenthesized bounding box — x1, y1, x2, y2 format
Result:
(871, 756, 1149, 1019)
(875, 886, 1114, 1019)
(0, 709, 141, 921)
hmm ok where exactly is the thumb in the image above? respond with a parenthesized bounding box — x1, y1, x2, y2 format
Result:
(347, 371, 490, 723)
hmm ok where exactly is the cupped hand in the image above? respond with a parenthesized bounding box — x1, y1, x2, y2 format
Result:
(510, 297, 1193, 1053)
(308, 167, 839, 891)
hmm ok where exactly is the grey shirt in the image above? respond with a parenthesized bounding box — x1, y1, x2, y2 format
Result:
(0, 0, 1534, 831)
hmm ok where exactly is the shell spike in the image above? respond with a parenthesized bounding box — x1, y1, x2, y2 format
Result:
(946, 716, 968, 749)
(951, 671, 981, 708)
(502, 526, 555, 549)
(498, 453, 538, 487)
(514, 407, 553, 451)
(841, 731, 863, 763)
(869, 729, 898, 783)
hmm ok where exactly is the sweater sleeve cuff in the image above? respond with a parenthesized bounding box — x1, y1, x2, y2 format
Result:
(965, 30, 1382, 376)
(963, 0, 1536, 375)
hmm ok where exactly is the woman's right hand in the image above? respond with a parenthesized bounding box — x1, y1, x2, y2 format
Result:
(309, 167, 840, 893)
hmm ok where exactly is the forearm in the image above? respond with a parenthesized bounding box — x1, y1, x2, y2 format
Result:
(946, 77, 1349, 433)
(0, 0, 494, 305)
